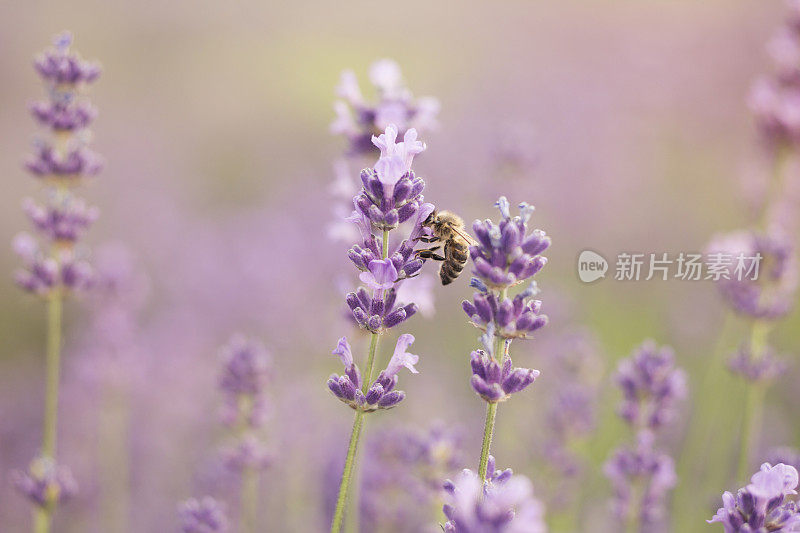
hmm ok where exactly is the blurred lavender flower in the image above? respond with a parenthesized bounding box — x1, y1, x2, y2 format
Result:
(217, 335, 272, 468)
(13, 233, 92, 295)
(605, 341, 685, 529)
(604, 432, 677, 526)
(219, 435, 272, 472)
(748, 1, 800, 150)
(708, 462, 800, 532)
(360, 423, 465, 532)
(706, 230, 798, 320)
(441, 459, 546, 532)
(22, 195, 98, 244)
(33, 32, 100, 85)
(11, 33, 100, 530)
(11, 456, 77, 509)
(728, 344, 787, 383)
(615, 340, 687, 430)
(331, 59, 439, 156)
(179, 497, 229, 533)
(15, 32, 101, 296)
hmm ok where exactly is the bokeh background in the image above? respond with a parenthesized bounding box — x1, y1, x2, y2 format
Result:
(1, 0, 799, 531)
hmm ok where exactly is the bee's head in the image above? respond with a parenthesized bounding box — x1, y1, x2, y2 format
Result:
(423, 210, 437, 226)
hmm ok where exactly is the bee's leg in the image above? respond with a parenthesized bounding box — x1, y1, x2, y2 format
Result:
(414, 236, 439, 243)
(415, 248, 445, 261)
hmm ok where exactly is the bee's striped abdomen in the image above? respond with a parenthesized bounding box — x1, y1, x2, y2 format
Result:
(439, 239, 469, 285)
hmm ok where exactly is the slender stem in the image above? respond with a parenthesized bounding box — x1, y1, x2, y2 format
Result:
(240, 466, 258, 533)
(33, 510, 50, 533)
(478, 402, 498, 480)
(478, 294, 511, 481)
(33, 291, 63, 533)
(625, 477, 643, 533)
(381, 228, 389, 259)
(736, 320, 771, 482)
(361, 333, 380, 395)
(330, 410, 365, 533)
(43, 290, 63, 458)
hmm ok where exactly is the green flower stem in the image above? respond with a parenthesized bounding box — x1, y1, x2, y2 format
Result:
(330, 229, 389, 533)
(240, 466, 258, 533)
(478, 402, 499, 481)
(478, 325, 509, 481)
(43, 290, 63, 459)
(233, 395, 261, 533)
(736, 320, 771, 482)
(331, 410, 365, 533)
(34, 289, 64, 533)
(625, 476, 644, 533)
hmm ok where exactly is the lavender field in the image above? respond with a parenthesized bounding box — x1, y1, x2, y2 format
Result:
(1, 1, 800, 532)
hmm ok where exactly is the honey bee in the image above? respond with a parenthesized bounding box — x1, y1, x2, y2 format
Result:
(416, 210, 477, 285)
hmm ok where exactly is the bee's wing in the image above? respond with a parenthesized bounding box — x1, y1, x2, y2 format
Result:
(452, 227, 478, 247)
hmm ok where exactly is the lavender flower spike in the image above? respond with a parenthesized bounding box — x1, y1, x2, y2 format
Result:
(179, 497, 229, 533)
(11, 456, 78, 509)
(615, 340, 687, 430)
(215, 335, 272, 531)
(605, 340, 686, 530)
(458, 198, 550, 484)
(708, 463, 800, 532)
(13, 34, 101, 532)
(329, 124, 432, 532)
(331, 59, 439, 156)
(442, 462, 546, 532)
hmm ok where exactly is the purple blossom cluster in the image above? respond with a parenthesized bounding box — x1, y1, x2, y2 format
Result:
(468, 329, 540, 403)
(748, 0, 800, 149)
(342, 125, 431, 334)
(468, 198, 550, 291)
(33, 32, 100, 85)
(327, 335, 418, 411)
(461, 198, 549, 403)
(706, 230, 798, 320)
(708, 462, 800, 532)
(360, 423, 464, 531)
(331, 59, 439, 156)
(615, 340, 687, 430)
(179, 497, 229, 533)
(441, 457, 546, 533)
(217, 335, 272, 472)
(10, 457, 78, 509)
(463, 281, 548, 340)
(605, 341, 686, 527)
(604, 432, 677, 525)
(14, 32, 101, 296)
(728, 344, 787, 383)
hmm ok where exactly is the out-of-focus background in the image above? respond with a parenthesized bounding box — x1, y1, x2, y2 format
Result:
(1, 1, 798, 531)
